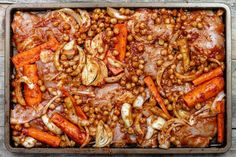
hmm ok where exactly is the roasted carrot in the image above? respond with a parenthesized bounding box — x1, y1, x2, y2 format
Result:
(23, 64, 42, 107)
(50, 113, 86, 144)
(23, 127, 61, 147)
(114, 23, 127, 61)
(193, 67, 223, 85)
(217, 113, 224, 143)
(12, 36, 59, 68)
(144, 76, 171, 118)
(216, 100, 225, 143)
(61, 88, 87, 119)
(183, 77, 224, 108)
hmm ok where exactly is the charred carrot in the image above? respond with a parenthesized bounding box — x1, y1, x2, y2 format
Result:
(193, 67, 223, 85)
(144, 76, 171, 118)
(12, 36, 59, 68)
(114, 23, 127, 61)
(50, 113, 86, 144)
(183, 77, 224, 108)
(61, 88, 87, 119)
(23, 127, 61, 147)
(23, 64, 42, 107)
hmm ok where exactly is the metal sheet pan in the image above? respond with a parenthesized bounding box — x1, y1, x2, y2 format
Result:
(4, 2, 232, 154)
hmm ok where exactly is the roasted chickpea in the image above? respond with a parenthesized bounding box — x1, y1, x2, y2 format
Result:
(83, 106, 89, 112)
(24, 123, 30, 128)
(136, 69, 143, 76)
(147, 35, 153, 41)
(126, 83, 132, 89)
(110, 18, 118, 24)
(112, 115, 118, 121)
(63, 23, 71, 30)
(63, 35, 69, 41)
(88, 30, 94, 37)
(139, 59, 145, 64)
(167, 104, 173, 111)
(170, 136, 176, 143)
(155, 17, 161, 24)
(138, 64, 144, 70)
(132, 61, 139, 68)
(114, 109, 120, 116)
(53, 21, 59, 27)
(98, 22, 104, 28)
(131, 75, 139, 83)
(131, 82, 136, 87)
(156, 59, 164, 66)
(127, 35, 133, 42)
(137, 45, 144, 52)
(161, 49, 168, 56)
(158, 39, 164, 46)
(139, 22, 146, 29)
(40, 85, 46, 92)
(38, 80, 43, 86)
(195, 103, 202, 110)
(112, 50, 119, 56)
(197, 22, 203, 29)
(168, 54, 174, 60)
(106, 30, 114, 37)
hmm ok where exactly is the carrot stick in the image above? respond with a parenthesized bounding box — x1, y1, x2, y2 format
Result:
(23, 64, 42, 107)
(217, 113, 224, 143)
(144, 76, 171, 118)
(193, 67, 223, 85)
(61, 88, 87, 120)
(23, 127, 61, 147)
(183, 77, 224, 108)
(216, 101, 225, 114)
(50, 113, 86, 144)
(114, 23, 127, 61)
(216, 100, 225, 143)
(12, 36, 59, 68)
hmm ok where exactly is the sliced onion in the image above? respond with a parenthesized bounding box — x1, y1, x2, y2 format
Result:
(211, 91, 225, 111)
(94, 120, 113, 147)
(121, 103, 133, 128)
(107, 7, 129, 20)
(145, 116, 155, 140)
(105, 72, 125, 83)
(22, 137, 37, 148)
(175, 68, 203, 82)
(107, 57, 124, 68)
(80, 126, 90, 148)
(54, 43, 65, 72)
(70, 46, 86, 76)
(42, 114, 62, 135)
(156, 56, 176, 95)
(152, 117, 166, 130)
(134, 113, 144, 135)
(59, 8, 82, 25)
(133, 95, 145, 108)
